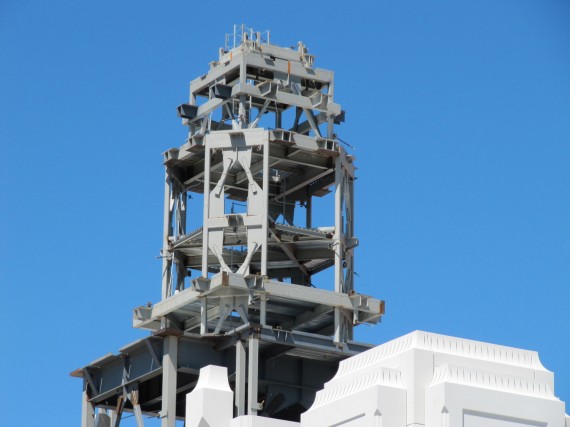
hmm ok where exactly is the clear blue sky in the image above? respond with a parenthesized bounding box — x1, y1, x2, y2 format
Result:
(1, 1, 569, 425)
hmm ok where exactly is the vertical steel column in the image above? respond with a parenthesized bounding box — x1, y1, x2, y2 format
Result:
(334, 154, 345, 343)
(327, 113, 334, 139)
(334, 308, 343, 345)
(189, 92, 197, 136)
(261, 138, 269, 276)
(347, 171, 355, 294)
(176, 189, 187, 292)
(238, 56, 248, 129)
(346, 168, 355, 340)
(334, 155, 343, 293)
(162, 171, 173, 300)
(235, 340, 246, 416)
(202, 144, 211, 277)
(161, 336, 178, 427)
(259, 294, 267, 326)
(81, 385, 95, 427)
(340, 150, 355, 341)
(247, 336, 259, 415)
(275, 108, 282, 129)
(200, 297, 208, 334)
(305, 195, 312, 229)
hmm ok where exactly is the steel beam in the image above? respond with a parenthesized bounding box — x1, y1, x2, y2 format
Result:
(161, 336, 178, 427)
(134, 276, 383, 332)
(162, 171, 173, 300)
(82, 386, 95, 427)
(257, 326, 372, 356)
(247, 336, 260, 415)
(280, 304, 333, 330)
(179, 247, 334, 267)
(235, 340, 246, 416)
(270, 168, 332, 202)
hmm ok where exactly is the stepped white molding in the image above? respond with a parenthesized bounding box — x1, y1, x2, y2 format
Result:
(311, 366, 403, 410)
(430, 364, 554, 398)
(302, 330, 565, 427)
(334, 330, 547, 381)
(184, 331, 567, 427)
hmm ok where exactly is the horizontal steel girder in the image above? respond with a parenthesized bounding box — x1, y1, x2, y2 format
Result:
(71, 326, 374, 411)
(189, 48, 334, 97)
(133, 273, 384, 332)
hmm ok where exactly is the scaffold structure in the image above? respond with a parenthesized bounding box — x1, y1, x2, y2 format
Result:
(72, 26, 385, 427)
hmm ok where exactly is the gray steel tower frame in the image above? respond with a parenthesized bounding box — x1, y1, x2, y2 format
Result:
(73, 26, 384, 427)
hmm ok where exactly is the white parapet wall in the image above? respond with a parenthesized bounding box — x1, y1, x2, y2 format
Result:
(186, 365, 234, 427)
(231, 415, 300, 427)
(186, 331, 568, 427)
(302, 330, 566, 427)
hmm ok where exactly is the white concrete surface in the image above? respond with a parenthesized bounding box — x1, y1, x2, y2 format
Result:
(186, 365, 233, 427)
(303, 331, 566, 427)
(185, 331, 568, 427)
(231, 415, 300, 427)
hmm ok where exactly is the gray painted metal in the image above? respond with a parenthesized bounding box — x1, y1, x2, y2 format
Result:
(133, 274, 383, 336)
(82, 389, 95, 427)
(235, 339, 246, 416)
(248, 336, 260, 415)
(161, 335, 177, 427)
(95, 412, 111, 427)
(72, 327, 374, 420)
(74, 26, 385, 425)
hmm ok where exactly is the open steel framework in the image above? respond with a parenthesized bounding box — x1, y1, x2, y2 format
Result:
(72, 25, 385, 427)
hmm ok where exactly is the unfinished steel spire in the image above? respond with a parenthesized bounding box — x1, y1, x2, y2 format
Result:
(73, 25, 385, 427)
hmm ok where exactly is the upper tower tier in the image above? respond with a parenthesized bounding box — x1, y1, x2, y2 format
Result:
(177, 25, 343, 142)
(137, 26, 383, 343)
